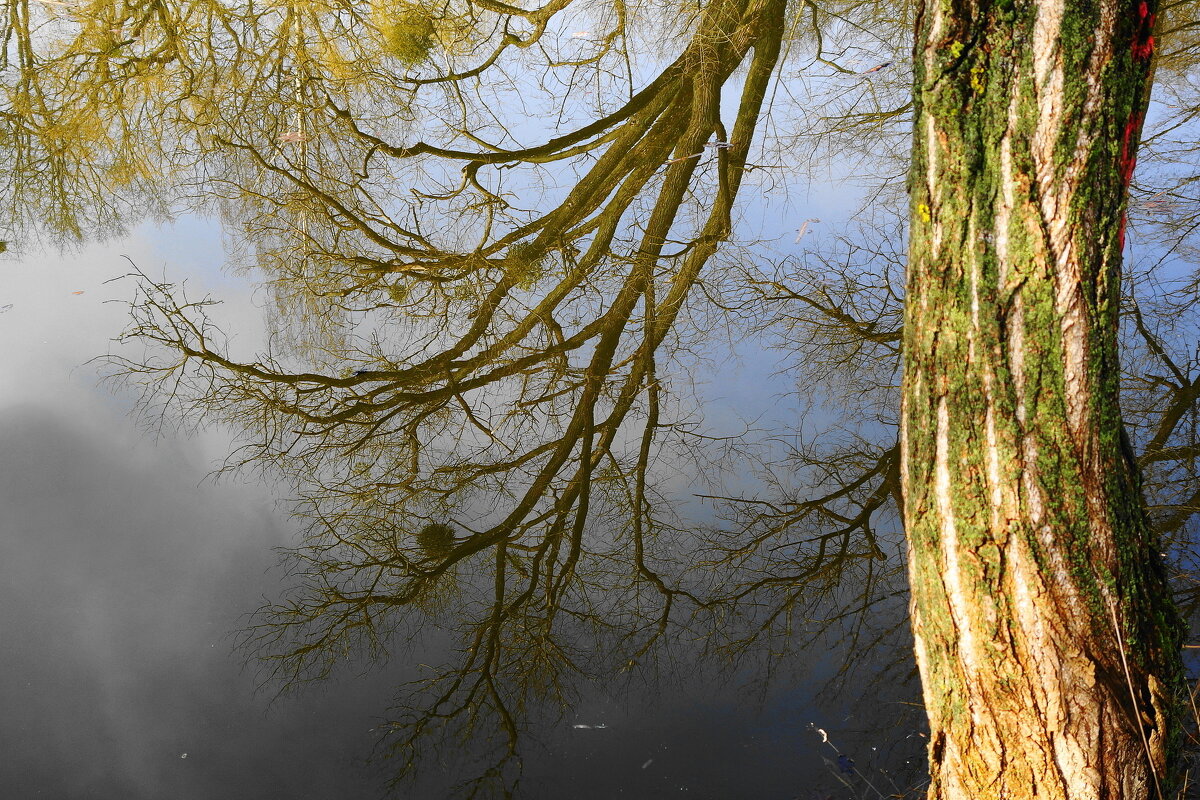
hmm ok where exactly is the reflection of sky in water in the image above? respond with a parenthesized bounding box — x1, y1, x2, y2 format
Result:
(0, 405, 389, 798)
(0, 223, 923, 797)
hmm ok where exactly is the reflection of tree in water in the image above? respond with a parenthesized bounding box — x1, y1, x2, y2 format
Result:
(6, 0, 1200, 795)
(417, 523, 457, 559)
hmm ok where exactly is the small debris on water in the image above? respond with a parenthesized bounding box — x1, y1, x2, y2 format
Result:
(641, 758, 653, 769)
(795, 218, 820, 242)
(572, 723, 608, 729)
(180, 753, 188, 759)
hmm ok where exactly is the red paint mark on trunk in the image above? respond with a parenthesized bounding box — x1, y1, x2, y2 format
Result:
(1119, 113, 1141, 249)
(1120, 1, 1157, 252)
(1132, 1, 1155, 60)
(1119, 112, 1142, 189)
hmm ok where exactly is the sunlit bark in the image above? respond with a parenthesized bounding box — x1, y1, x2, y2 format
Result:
(902, 1, 1187, 797)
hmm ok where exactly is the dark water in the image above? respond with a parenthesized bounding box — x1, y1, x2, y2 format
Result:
(0, 405, 378, 798)
(0, 401, 923, 799)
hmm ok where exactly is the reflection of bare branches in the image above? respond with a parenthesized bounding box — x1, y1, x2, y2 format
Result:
(679, 214, 907, 670)
(93, 0, 791, 793)
(1121, 263, 1200, 628)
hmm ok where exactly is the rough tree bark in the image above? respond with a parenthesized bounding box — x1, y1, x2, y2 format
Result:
(901, 0, 1187, 797)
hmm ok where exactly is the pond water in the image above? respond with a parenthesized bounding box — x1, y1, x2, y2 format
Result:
(1, 231, 925, 798)
(0, 4, 932, 797)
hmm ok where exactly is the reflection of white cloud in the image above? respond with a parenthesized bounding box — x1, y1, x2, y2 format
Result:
(0, 404, 284, 796)
(0, 218, 264, 420)
(0, 397, 412, 797)
(0, 220, 392, 797)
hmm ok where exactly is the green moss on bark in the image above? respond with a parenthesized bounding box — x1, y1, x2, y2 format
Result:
(903, 0, 1185, 795)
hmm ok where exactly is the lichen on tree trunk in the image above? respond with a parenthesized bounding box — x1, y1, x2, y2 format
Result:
(901, 0, 1186, 797)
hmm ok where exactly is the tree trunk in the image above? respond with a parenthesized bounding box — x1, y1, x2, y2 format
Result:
(901, 1, 1186, 797)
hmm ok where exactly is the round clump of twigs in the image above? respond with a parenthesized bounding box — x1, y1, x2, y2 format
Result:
(415, 522, 456, 559)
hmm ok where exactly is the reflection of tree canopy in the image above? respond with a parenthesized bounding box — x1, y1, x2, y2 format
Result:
(6, 0, 1200, 794)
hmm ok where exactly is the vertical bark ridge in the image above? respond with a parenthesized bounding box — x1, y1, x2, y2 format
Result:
(902, 1, 1185, 797)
